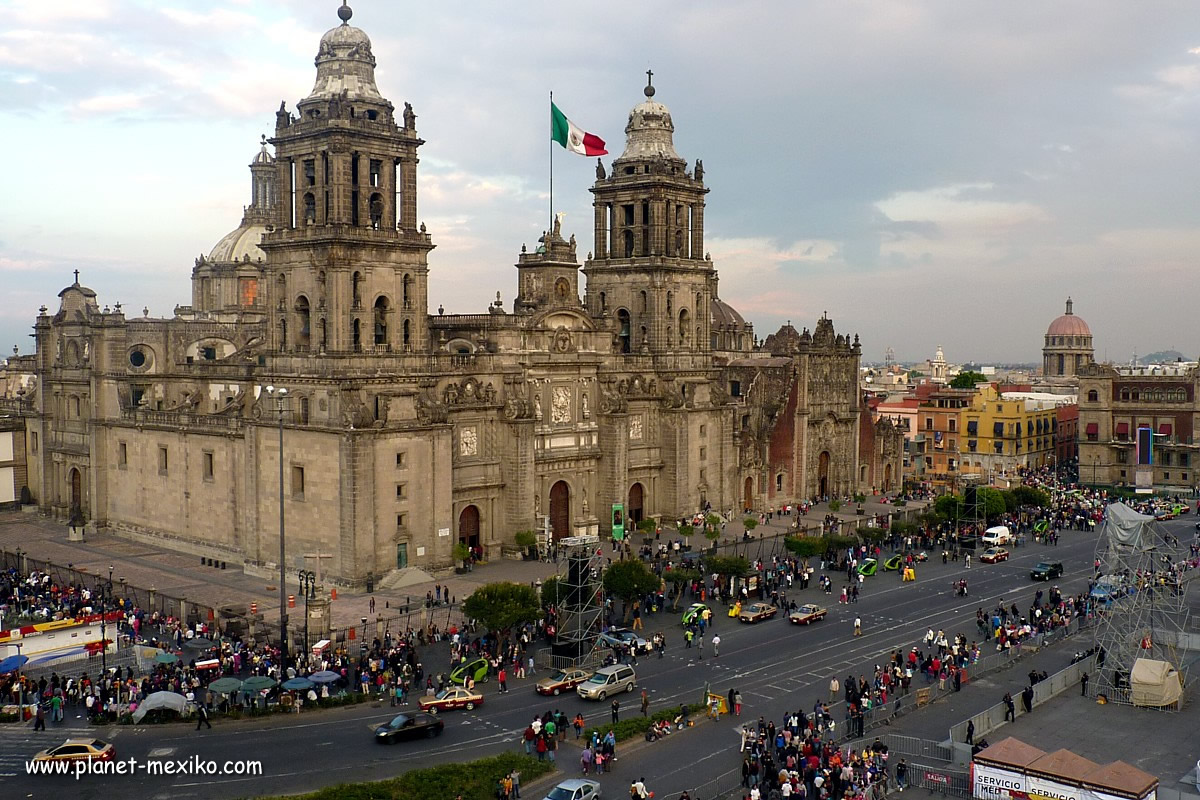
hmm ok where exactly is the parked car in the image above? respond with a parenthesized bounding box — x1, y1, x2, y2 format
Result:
(449, 656, 490, 686)
(418, 686, 483, 714)
(374, 712, 444, 743)
(980, 547, 1010, 564)
(681, 603, 711, 625)
(857, 558, 878, 577)
(543, 778, 602, 800)
(536, 668, 592, 696)
(32, 738, 116, 763)
(789, 603, 828, 625)
(598, 627, 652, 654)
(1030, 562, 1064, 581)
(738, 602, 778, 623)
(576, 664, 636, 700)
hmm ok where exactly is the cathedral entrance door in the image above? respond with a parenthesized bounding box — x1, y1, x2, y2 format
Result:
(818, 451, 831, 498)
(550, 481, 570, 541)
(458, 505, 480, 551)
(628, 483, 644, 525)
(69, 468, 82, 514)
(884, 464, 893, 492)
(744, 476, 754, 512)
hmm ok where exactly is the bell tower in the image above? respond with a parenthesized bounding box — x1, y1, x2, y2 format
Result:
(261, 2, 432, 354)
(583, 73, 714, 357)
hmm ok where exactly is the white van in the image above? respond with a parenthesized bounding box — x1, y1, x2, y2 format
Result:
(981, 526, 1012, 546)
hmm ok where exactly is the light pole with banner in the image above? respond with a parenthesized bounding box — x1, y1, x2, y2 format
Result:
(265, 385, 289, 659)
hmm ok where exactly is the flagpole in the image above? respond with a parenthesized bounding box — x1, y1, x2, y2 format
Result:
(549, 89, 554, 232)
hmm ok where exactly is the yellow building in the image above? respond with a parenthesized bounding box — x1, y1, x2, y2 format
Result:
(962, 386, 1063, 480)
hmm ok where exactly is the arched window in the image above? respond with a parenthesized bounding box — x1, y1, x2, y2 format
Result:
(279, 317, 287, 350)
(373, 296, 390, 346)
(622, 230, 634, 258)
(675, 230, 683, 256)
(318, 317, 327, 350)
(352, 272, 363, 308)
(276, 273, 286, 310)
(678, 308, 691, 346)
(402, 319, 411, 349)
(295, 295, 311, 349)
(402, 274, 411, 309)
(599, 292, 606, 311)
(352, 318, 361, 352)
(303, 193, 316, 225)
(616, 309, 631, 354)
(666, 292, 673, 313)
(369, 193, 383, 230)
(1087, 390, 1098, 403)
(299, 396, 310, 424)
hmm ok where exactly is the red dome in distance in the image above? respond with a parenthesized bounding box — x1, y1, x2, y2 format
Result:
(1046, 297, 1090, 337)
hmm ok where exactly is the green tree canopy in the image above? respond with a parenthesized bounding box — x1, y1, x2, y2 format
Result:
(462, 582, 541, 636)
(972, 487, 1008, 519)
(784, 535, 824, 558)
(934, 494, 964, 520)
(856, 527, 889, 545)
(538, 575, 563, 611)
(706, 555, 750, 579)
(602, 560, 661, 606)
(663, 568, 701, 609)
(1011, 485, 1050, 508)
(950, 371, 988, 389)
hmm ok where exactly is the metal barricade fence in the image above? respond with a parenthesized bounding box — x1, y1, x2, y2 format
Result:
(906, 761, 972, 797)
(883, 733, 954, 763)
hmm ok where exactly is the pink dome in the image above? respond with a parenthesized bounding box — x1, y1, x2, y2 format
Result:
(1046, 298, 1090, 337)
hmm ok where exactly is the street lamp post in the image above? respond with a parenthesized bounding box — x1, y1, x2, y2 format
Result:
(101, 564, 113, 674)
(1093, 455, 1099, 486)
(265, 385, 289, 661)
(298, 569, 315, 653)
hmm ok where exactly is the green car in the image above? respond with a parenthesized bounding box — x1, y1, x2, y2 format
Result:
(682, 603, 711, 625)
(883, 555, 902, 572)
(449, 657, 490, 686)
(856, 558, 878, 577)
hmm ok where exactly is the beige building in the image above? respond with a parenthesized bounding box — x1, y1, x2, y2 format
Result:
(5, 5, 900, 586)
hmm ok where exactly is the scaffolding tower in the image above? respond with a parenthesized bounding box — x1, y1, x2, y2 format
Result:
(1090, 503, 1191, 706)
(546, 535, 604, 666)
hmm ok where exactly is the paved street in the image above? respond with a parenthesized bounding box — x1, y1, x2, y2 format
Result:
(1, 514, 1115, 799)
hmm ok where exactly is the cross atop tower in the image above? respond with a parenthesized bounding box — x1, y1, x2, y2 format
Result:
(73, 269, 79, 284)
(644, 69, 655, 98)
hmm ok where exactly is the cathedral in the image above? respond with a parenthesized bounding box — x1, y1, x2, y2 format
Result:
(6, 5, 901, 584)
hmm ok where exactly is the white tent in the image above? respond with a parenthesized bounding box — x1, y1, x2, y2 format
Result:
(1129, 657, 1183, 709)
(132, 691, 188, 722)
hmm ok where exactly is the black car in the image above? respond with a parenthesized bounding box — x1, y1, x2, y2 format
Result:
(374, 712, 444, 743)
(1030, 562, 1064, 581)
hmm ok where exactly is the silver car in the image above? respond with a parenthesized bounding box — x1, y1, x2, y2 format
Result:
(544, 778, 602, 800)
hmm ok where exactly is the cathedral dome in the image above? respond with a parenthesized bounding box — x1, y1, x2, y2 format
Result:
(303, 3, 385, 106)
(1046, 297, 1090, 337)
(619, 74, 680, 161)
(710, 297, 746, 328)
(208, 223, 267, 264)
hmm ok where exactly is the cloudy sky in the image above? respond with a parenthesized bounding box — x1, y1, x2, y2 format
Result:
(2, 0, 1198, 363)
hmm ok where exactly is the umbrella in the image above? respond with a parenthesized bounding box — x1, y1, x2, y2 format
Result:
(242, 675, 278, 692)
(154, 652, 179, 665)
(207, 677, 243, 694)
(309, 670, 341, 684)
(282, 677, 314, 691)
(184, 637, 215, 649)
(132, 691, 188, 723)
(0, 654, 29, 674)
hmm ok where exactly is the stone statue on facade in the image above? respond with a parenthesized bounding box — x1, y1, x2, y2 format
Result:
(403, 102, 415, 130)
(694, 159, 704, 181)
(596, 159, 606, 180)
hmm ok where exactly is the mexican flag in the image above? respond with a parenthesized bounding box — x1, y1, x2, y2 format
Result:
(551, 102, 607, 156)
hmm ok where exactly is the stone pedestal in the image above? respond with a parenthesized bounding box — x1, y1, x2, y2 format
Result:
(304, 592, 332, 651)
(67, 525, 84, 542)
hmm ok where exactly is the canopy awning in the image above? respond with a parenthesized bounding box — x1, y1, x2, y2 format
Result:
(1116, 422, 1129, 435)
(1158, 423, 1172, 435)
(1085, 423, 1098, 435)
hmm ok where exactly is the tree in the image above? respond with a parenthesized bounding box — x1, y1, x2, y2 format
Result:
(452, 542, 471, 568)
(856, 527, 889, 546)
(784, 535, 824, 559)
(934, 494, 964, 520)
(1011, 485, 1050, 508)
(829, 500, 842, 513)
(706, 555, 750, 581)
(462, 582, 541, 637)
(636, 518, 657, 536)
(742, 517, 758, 533)
(539, 575, 563, 611)
(950, 371, 987, 389)
(678, 523, 695, 542)
(976, 487, 1008, 520)
(663, 568, 701, 609)
(602, 560, 660, 620)
(514, 530, 538, 557)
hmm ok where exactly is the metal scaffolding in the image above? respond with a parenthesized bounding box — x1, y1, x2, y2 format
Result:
(546, 535, 604, 666)
(1090, 503, 1191, 707)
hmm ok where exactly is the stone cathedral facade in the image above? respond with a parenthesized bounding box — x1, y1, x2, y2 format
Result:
(6, 6, 901, 585)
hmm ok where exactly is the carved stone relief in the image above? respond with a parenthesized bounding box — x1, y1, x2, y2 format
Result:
(551, 386, 572, 424)
(460, 426, 478, 457)
(630, 416, 644, 440)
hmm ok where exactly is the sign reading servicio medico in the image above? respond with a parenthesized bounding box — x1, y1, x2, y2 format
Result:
(973, 763, 1027, 800)
(1027, 775, 1083, 800)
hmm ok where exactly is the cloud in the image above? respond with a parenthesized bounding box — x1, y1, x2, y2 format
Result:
(76, 92, 146, 114)
(876, 183, 1050, 229)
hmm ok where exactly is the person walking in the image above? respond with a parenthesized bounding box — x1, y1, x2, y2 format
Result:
(896, 758, 908, 792)
(734, 690, 743, 716)
(712, 634, 721, 657)
(196, 702, 212, 730)
(33, 701, 46, 731)
(640, 690, 650, 717)
(611, 699, 620, 725)
(498, 666, 508, 693)
(965, 554, 971, 569)
(829, 675, 840, 702)
(697, 634, 704, 660)
(1081, 671, 1089, 697)
(854, 616, 862, 636)
(1003, 692, 1015, 722)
